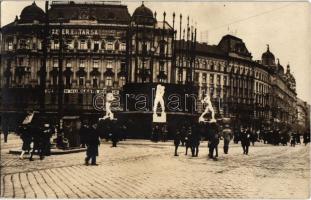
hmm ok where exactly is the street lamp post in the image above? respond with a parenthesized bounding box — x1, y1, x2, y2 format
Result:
(58, 19, 64, 122)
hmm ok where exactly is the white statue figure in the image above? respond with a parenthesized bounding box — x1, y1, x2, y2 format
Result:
(199, 93, 216, 123)
(100, 92, 115, 120)
(153, 84, 166, 123)
(22, 111, 34, 125)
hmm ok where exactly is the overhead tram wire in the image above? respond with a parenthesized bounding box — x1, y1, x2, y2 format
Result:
(208, 3, 293, 32)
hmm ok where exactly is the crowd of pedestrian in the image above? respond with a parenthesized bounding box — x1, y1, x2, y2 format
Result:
(171, 120, 310, 160)
(2, 111, 310, 165)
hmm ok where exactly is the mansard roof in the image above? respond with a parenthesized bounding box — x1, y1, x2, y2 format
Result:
(48, 2, 131, 24)
(217, 34, 252, 60)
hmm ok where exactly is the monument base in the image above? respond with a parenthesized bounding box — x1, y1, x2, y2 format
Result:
(153, 113, 167, 123)
(199, 117, 217, 123)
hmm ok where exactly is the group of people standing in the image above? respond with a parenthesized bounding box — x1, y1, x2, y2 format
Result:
(18, 122, 53, 161)
(173, 121, 235, 160)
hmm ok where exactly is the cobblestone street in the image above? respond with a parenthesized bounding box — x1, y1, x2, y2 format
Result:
(1, 134, 310, 198)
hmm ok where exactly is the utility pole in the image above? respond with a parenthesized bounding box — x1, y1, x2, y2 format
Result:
(40, 1, 49, 113)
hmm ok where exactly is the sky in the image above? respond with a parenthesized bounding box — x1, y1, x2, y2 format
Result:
(1, 1, 310, 103)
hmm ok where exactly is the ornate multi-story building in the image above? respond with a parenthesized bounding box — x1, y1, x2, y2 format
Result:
(1, 1, 301, 133)
(175, 35, 272, 129)
(1, 2, 174, 122)
(296, 98, 310, 134)
(261, 45, 297, 128)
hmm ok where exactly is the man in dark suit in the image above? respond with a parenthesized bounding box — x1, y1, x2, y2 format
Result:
(191, 123, 201, 157)
(240, 127, 251, 155)
(222, 124, 233, 154)
(85, 123, 100, 166)
(208, 122, 219, 159)
(174, 130, 181, 156)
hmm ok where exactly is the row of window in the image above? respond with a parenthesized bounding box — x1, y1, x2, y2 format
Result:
(52, 59, 119, 69)
(6, 39, 42, 51)
(6, 75, 126, 88)
(177, 58, 225, 72)
(255, 82, 269, 94)
(255, 70, 269, 83)
(51, 39, 126, 51)
(6, 39, 126, 52)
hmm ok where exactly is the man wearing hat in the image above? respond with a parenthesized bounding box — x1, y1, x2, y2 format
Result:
(222, 124, 233, 154)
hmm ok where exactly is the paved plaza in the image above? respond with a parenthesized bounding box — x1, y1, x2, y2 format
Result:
(1, 134, 310, 199)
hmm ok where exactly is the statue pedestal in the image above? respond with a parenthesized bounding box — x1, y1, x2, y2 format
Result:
(153, 112, 167, 123)
(199, 117, 216, 123)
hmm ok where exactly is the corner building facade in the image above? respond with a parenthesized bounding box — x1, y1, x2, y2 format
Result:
(1, 2, 174, 120)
